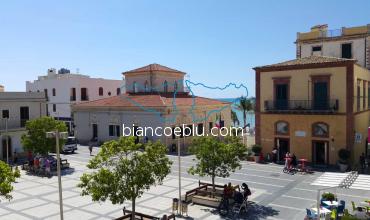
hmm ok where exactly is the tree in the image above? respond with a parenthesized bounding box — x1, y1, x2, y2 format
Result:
(236, 96, 254, 129)
(21, 116, 67, 155)
(231, 110, 239, 127)
(188, 136, 247, 191)
(0, 161, 19, 202)
(78, 136, 172, 219)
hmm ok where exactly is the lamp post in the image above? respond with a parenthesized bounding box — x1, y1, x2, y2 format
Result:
(46, 130, 68, 220)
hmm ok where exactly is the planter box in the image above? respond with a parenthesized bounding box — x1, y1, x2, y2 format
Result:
(192, 195, 222, 208)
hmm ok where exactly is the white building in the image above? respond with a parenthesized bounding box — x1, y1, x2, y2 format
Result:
(0, 91, 47, 160)
(26, 68, 124, 133)
(72, 64, 231, 152)
(296, 24, 370, 69)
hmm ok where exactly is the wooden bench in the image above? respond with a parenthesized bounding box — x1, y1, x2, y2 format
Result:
(192, 195, 222, 208)
(115, 208, 175, 220)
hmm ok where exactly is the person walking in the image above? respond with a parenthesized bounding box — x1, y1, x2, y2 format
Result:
(45, 158, 51, 177)
(89, 143, 93, 156)
(272, 147, 277, 163)
(360, 153, 366, 173)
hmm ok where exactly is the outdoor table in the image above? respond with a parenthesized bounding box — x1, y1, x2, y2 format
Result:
(299, 158, 307, 170)
(311, 207, 331, 219)
(322, 200, 339, 209)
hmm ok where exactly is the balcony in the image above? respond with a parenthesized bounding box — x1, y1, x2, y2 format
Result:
(264, 99, 339, 114)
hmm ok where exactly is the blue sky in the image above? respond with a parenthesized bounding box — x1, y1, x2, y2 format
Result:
(0, 0, 369, 98)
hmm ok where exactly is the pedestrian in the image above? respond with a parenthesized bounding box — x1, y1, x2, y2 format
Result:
(13, 151, 18, 164)
(34, 156, 40, 174)
(284, 152, 290, 168)
(272, 147, 277, 163)
(45, 158, 51, 177)
(89, 143, 93, 156)
(291, 153, 297, 168)
(360, 153, 366, 172)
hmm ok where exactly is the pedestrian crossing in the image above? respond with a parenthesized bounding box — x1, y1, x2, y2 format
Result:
(311, 172, 350, 187)
(311, 172, 370, 191)
(350, 175, 370, 191)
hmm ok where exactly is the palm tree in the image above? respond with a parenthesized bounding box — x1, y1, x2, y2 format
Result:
(231, 110, 239, 127)
(236, 96, 254, 129)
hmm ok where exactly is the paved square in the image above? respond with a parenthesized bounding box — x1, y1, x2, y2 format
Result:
(1, 145, 369, 220)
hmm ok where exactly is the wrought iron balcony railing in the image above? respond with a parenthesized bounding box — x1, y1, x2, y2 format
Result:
(264, 99, 339, 112)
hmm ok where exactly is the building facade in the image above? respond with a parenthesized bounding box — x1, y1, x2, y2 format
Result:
(296, 24, 370, 69)
(0, 92, 47, 160)
(26, 68, 124, 133)
(254, 56, 370, 166)
(72, 64, 232, 152)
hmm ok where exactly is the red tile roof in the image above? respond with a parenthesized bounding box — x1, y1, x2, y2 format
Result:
(73, 93, 229, 109)
(123, 63, 185, 75)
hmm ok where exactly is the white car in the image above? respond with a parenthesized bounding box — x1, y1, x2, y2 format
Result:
(62, 136, 78, 153)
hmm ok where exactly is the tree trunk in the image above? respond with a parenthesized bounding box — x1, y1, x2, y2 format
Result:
(131, 198, 136, 220)
(212, 176, 215, 192)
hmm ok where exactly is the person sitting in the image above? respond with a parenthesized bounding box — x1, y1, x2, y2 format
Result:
(34, 157, 40, 173)
(242, 183, 252, 199)
(225, 182, 235, 198)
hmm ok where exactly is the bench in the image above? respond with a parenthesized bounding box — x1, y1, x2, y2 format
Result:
(115, 207, 175, 220)
(192, 195, 222, 208)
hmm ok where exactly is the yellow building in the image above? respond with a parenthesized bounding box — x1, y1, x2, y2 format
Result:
(254, 56, 370, 166)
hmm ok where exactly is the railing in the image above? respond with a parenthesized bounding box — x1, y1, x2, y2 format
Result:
(80, 95, 89, 101)
(70, 96, 76, 101)
(264, 99, 339, 112)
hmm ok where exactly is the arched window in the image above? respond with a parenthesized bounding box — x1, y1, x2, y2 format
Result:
(275, 121, 289, 135)
(133, 81, 138, 93)
(174, 81, 178, 92)
(164, 80, 168, 93)
(312, 122, 329, 137)
(144, 81, 149, 92)
(98, 87, 103, 96)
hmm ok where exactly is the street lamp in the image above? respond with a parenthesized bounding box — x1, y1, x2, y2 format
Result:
(46, 130, 68, 220)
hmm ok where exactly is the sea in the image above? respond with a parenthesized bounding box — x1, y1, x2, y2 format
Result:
(218, 98, 255, 128)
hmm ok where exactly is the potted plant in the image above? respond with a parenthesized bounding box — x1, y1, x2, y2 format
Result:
(338, 148, 350, 172)
(252, 145, 262, 163)
(321, 192, 336, 202)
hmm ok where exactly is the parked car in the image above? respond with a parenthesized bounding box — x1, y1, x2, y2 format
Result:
(62, 136, 78, 153)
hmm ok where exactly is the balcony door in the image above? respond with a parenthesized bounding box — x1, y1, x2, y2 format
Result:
(275, 84, 288, 110)
(313, 81, 328, 110)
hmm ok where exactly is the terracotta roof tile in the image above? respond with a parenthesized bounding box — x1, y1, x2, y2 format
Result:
(254, 56, 356, 70)
(123, 64, 185, 75)
(73, 93, 228, 109)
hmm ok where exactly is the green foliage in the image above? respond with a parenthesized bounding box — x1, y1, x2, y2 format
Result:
(231, 110, 239, 127)
(188, 136, 246, 187)
(21, 117, 67, 155)
(252, 144, 262, 156)
(322, 192, 336, 201)
(13, 166, 21, 178)
(236, 96, 254, 128)
(78, 136, 172, 217)
(338, 149, 351, 163)
(0, 161, 19, 202)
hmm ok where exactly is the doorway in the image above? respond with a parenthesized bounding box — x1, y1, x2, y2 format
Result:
(1, 137, 12, 160)
(275, 138, 290, 161)
(312, 141, 329, 166)
(92, 124, 98, 139)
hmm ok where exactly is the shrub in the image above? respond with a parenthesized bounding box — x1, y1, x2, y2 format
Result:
(252, 145, 262, 156)
(338, 149, 350, 163)
(322, 192, 335, 201)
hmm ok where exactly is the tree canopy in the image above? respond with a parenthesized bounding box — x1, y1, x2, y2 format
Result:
(21, 116, 67, 155)
(188, 136, 246, 190)
(0, 161, 19, 202)
(78, 136, 172, 219)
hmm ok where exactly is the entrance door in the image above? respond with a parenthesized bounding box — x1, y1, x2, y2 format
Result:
(92, 124, 98, 139)
(275, 84, 288, 110)
(1, 138, 12, 160)
(312, 141, 329, 165)
(313, 82, 328, 110)
(276, 138, 290, 161)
